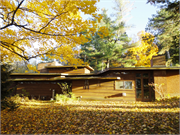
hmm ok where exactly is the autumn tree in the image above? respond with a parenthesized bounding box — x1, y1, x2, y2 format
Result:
(0, 0, 102, 65)
(128, 31, 158, 67)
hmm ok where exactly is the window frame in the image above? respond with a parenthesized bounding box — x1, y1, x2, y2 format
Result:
(115, 80, 133, 90)
(84, 80, 89, 89)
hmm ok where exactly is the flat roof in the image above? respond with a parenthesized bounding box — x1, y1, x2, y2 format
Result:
(9, 77, 118, 81)
(45, 65, 94, 71)
(109, 67, 180, 70)
(10, 73, 69, 76)
(10, 67, 180, 76)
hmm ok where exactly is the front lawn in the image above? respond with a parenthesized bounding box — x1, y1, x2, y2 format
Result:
(1, 98, 179, 134)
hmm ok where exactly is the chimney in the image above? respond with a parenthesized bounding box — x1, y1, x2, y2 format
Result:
(151, 55, 166, 67)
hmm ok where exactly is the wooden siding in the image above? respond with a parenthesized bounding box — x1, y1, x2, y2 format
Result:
(16, 82, 63, 100)
(153, 70, 167, 98)
(37, 62, 52, 70)
(48, 67, 89, 74)
(154, 70, 180, 98)
(72, 79, 136, 101)
(166, 70, 180, 97)
(84, 68, 90, 74)
(10, 68, 179, 101)
(151, 55, 166, 67)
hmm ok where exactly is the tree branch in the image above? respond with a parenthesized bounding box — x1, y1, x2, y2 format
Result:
(14, 23, 77, 36)
(0, 0, 24, 30)
(1, 45, 29, 61)
(0, 41, 25, 53)
(39, 12, 68, 32)
(11, 0, 25, 24)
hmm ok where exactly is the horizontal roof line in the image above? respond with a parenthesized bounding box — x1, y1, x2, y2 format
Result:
(9, 77, 119, 81)
(45, 65, 94, 71)
(10, 67, 180, 76)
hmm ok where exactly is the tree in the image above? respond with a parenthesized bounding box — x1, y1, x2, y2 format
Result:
(146, 0, 179, 65)
(0, 0, 102, 65)
(1, 63, 20, 110)
(128, 31, 158, 67)
(12, 60, 27, 73)
(1, 63, 14, 100)
(80, 8, 135, 72)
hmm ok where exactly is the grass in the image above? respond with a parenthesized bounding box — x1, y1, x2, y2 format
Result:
(1, 97, 179, 134)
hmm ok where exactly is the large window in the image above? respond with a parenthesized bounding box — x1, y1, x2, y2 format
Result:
(116, 81, 133, 90)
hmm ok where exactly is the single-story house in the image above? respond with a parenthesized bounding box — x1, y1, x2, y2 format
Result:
(9, 55, 180, 101)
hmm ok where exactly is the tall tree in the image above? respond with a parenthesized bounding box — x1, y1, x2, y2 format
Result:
(128, 31, 159, 67)
(146, 0, 179, 65)
(1, 63, 14, 100)
(0, 0, 102, 65)
(81, 9, 135, 72)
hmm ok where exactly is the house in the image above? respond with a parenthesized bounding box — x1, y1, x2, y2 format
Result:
(10, 56, 180, 101)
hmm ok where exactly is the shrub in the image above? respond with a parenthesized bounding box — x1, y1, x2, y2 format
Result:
(156, 96, 180, 102)
(9, 94, 22, 103)
(1, 97, 20, 111)
(148, 82, 166, 99)
(55, 92, 78, 103)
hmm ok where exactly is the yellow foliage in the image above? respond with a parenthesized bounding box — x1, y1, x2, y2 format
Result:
(128, 31, 158, 67)
(27, 64, 40, 73)
(0, 0, 101, 66)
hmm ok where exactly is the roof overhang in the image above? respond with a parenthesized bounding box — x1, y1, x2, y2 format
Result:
(109, 67, 180, 70)
(9, 77, 119, 81)
(45, 65, 94, 71)
(10, 73, 69, 76)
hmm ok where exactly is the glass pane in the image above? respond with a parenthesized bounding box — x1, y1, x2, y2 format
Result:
(143, 73, 149, 77)
(136, 79, 141, 89)
(144, 89, 150, 99)
(136, 89, 142, 98)
(136, 73, 141, 77)
(124, 81, 132, 89)
(143, 79, 149, 88)
(116, 81, 124, 89)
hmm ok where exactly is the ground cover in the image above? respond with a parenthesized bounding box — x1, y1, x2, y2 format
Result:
(1, 98, 179, 134)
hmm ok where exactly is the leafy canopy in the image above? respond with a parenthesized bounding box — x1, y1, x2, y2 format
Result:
(146, 1, 179, 65)
(0, 0, 102, 65)
(128, 31, 158, 67)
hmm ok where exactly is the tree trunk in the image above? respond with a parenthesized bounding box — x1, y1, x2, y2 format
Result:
(102, 60, 104, 71)
(106, 59, 110, 69)
(166, 50, 172, 66)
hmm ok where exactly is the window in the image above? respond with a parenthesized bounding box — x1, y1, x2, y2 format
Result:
(136, 73, 141, 77)
(84, 80, 89, 89)
(124, 81, 132, 89)
(143, 73, 149, 77)
(116, 81, 133, 90)
(115, 81, 124, 89)
(121, 72, 129, 75)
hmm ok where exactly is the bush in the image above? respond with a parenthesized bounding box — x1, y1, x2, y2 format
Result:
(156, 96, 180, 102)
(1, 97, 20, 111)
(55, 92, 78, 103)
(10, 94, 30, 102)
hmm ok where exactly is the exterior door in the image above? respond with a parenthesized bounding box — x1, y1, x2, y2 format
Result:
(135, 73, 151, 101)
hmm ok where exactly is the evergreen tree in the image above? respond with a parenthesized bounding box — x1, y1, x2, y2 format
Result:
(1, 63, 19, 111)
(146, 1, 179, 65)
(1, 63, 14, 100)
(81, 9, 135, 72)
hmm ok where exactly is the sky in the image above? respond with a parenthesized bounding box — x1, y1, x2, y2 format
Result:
(95, 0, 159, 41)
